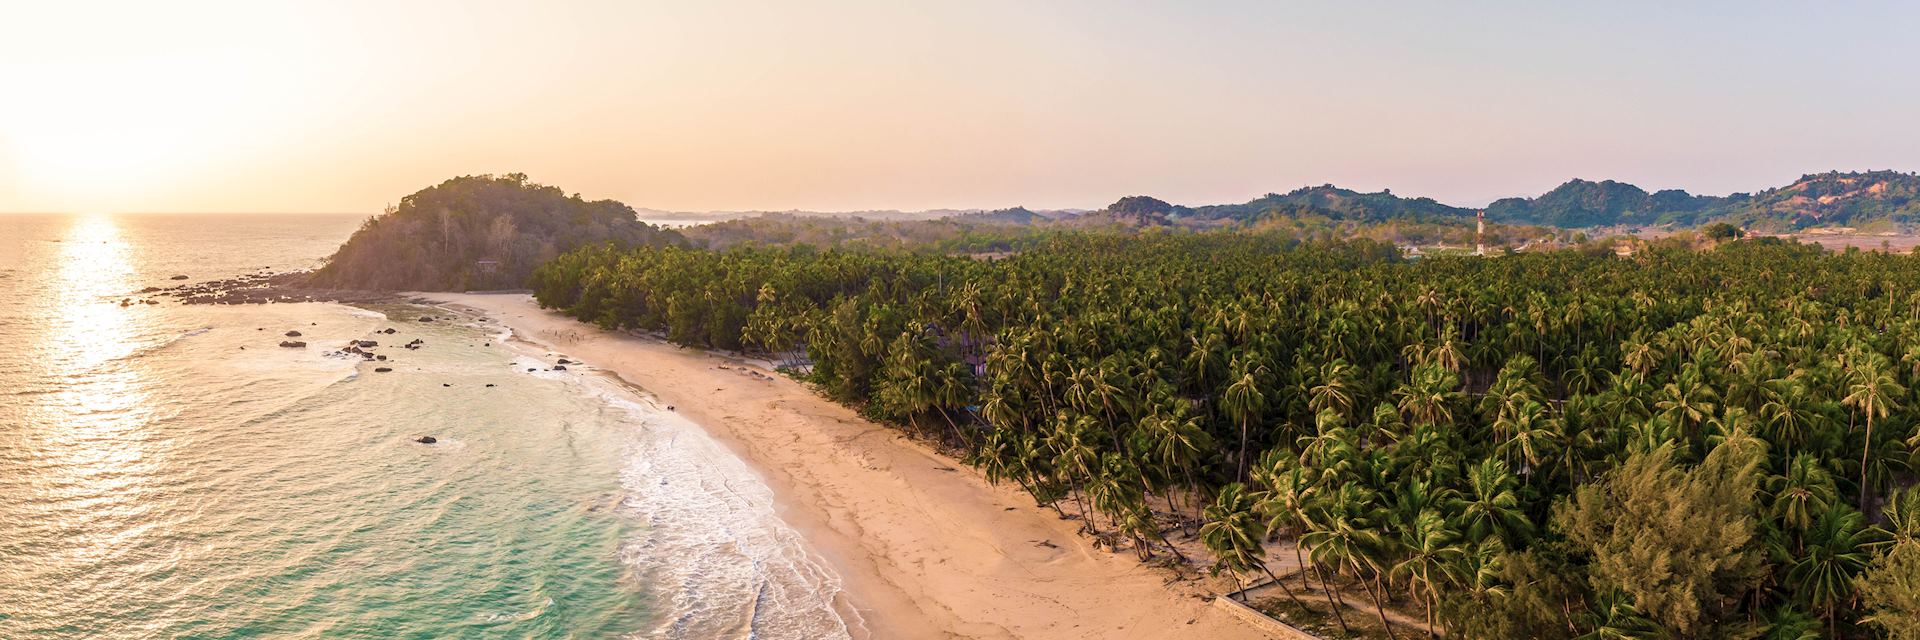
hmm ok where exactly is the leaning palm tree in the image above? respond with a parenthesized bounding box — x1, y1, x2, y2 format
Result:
(1304, 483, 1398, 640)
(1883, 486, 1920, 550)
(1841, 361, 1904, 510)
(1390, 510, 1464, 638)
(1578, 589, 1663, 640)
(1142, 408, 1212, 529)
(1252, 450, 1319, 595)
(1201, 483, 1273, 602)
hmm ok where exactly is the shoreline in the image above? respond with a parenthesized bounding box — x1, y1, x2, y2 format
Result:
(421, 292, 1268, 640)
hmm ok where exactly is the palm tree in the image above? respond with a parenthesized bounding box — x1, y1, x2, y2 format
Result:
(1787, 505, 1876, 636)
(1309, 358, 1358, 423)
(1494, 400, 1562, 483)
(1396, 363, 1459, 428)
(1452, 458, 1532, 546)
(1654, 365, 1719, 447)
(1768, 454, 1838, 534)
(1222, 361, 1269, 483)
(1841, 360, 1904, 510)
(1759, 377, 1817, 458)
(1049, 413, 1103, 533)
(1142, 409, 1212, 529)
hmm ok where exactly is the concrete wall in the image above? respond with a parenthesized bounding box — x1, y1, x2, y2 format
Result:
(1210, 595, 1321, 640)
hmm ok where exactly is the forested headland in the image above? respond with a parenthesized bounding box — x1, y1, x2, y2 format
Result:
(311, 174, 681, 291)
(530, 232, 1920, 639)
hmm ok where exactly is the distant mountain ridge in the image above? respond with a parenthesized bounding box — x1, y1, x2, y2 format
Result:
(1063, 185, 1477, 228)
(1486, 171, 1920, 229)
(1050, 170, 1920, 231)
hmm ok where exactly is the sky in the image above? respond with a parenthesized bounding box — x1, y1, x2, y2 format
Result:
(2, 0, 1917, 214)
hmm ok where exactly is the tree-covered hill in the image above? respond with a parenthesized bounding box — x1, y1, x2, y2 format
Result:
(1192, 185, 1474, 223)
(1723, 170, 1920, 229)
(311, 174, 681, 291)
(1486, 179, 1714, 227)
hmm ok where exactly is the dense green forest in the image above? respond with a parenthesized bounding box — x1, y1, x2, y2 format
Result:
(530, 233, 1920, 639)
(312, 174, 681, 290)
(682, 209, 1552, 255)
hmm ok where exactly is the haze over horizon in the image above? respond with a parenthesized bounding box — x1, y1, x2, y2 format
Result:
(3, 0, 1917, 214)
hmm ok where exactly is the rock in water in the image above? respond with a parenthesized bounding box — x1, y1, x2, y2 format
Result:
(551, 365, 567, 371)
(415, 436, 437, 444)
(285, 330, 302, 337)
(279, 341, 306, 348)
(170, 274, 189, 280)
(374, 367, 393, 373)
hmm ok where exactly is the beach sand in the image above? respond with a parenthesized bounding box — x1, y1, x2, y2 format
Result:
(423, 293, 1268, 640)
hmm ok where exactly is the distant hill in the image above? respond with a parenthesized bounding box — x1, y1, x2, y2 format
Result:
(1065, 196, 1184, 227)
(951, 207, 1045, 225)
(312, 174, 681, 290)
(1193, 185, 1473, 223)
(1488, 171, 1920, 229)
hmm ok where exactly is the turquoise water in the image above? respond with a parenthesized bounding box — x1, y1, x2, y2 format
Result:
(0, 214, 854, 639)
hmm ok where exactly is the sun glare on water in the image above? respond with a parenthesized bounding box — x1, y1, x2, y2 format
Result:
(23, 212, 168, 595)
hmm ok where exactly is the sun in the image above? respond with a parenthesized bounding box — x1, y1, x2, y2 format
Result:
(1, 54, 251, 211)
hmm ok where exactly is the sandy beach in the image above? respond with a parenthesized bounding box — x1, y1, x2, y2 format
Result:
(423, 293, 1267, 640)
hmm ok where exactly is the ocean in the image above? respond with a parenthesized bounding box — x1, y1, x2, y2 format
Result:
(0, 214, 854, 639)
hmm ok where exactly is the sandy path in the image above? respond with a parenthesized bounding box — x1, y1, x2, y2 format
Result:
(422, 293, 1268, 640)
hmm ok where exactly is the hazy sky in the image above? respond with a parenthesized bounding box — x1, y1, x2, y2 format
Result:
(2, 1, 1916, 214)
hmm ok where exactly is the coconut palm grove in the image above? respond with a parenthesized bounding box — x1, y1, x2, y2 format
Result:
(530, 232, 1920, 639)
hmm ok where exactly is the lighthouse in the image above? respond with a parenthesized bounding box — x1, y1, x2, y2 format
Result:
(1475, 210, 1486, 256)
